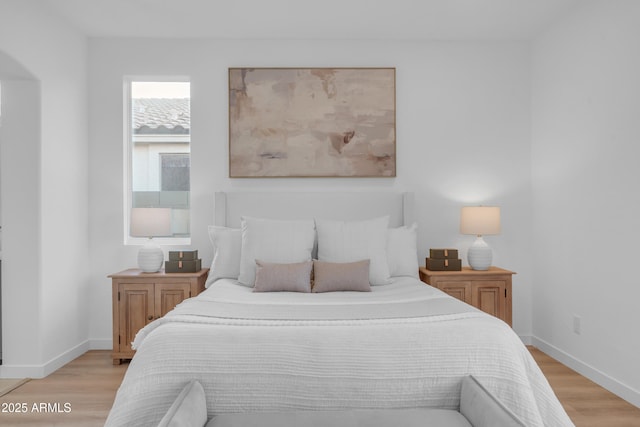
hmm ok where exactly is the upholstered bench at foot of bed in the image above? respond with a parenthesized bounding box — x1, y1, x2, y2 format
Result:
(158, 376, 525, 427)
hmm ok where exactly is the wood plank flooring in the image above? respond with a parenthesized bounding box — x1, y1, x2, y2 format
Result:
(0, 351, 127, 426)
(529, 347, 640, 427)
(0, 348, 638, 426)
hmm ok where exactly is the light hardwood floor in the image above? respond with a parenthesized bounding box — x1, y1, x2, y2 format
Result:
(529, 347, 640, 427)
(0, 348, 639, 426)
(0, 351, 127, 426)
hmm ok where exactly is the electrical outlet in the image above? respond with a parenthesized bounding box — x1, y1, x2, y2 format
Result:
(573, 315, 581, 335)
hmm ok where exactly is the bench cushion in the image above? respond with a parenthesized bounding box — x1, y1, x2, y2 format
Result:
(206, 408, 471, 427)
(159, 376, 526, 427)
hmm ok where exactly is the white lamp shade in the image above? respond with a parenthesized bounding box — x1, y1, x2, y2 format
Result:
(130, 208, 172, 237)
(460, 206, 501, 236)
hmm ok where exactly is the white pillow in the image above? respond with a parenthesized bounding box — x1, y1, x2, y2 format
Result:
(205, 226, 242, 288)
(387, 223, 419, 278)
(238, 217, 316, 287)
(315, 216, 391, 285)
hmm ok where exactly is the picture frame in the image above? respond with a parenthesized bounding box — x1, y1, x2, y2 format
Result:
(228, 67, 396, 178)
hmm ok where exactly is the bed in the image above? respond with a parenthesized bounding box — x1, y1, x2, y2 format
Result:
(106, 192, 573, 427)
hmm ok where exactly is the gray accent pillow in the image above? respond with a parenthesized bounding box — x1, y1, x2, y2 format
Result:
(253, 260, 313, 293)
(157, 380, 208, 427)
(460, 375, 526, 427)
(312, 260, 371, 293)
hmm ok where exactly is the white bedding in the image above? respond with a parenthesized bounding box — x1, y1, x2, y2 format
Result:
(198, 276, 444, 305)
(106, 278, 573, 427)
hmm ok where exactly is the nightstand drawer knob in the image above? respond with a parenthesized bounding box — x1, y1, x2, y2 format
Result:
(148, 315, 153, 321)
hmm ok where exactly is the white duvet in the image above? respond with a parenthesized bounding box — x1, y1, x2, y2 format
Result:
(106, 278, 573, 427)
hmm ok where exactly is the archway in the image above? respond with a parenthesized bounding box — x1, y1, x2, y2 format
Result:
(0, 49, 41, 373)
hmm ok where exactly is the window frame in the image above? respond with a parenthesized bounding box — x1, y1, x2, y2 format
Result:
(123, 76, 191, 246)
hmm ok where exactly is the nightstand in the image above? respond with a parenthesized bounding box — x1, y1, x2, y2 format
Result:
(419, 266, 515, 326)
(108, 268, 209, 364)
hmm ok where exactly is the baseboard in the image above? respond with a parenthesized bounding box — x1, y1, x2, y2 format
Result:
(532, 336, 640, 408)
(518, 334, 533, 345)
(0, 340, 89, 379)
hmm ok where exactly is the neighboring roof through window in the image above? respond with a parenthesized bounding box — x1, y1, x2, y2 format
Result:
(133, 98, 190, 135)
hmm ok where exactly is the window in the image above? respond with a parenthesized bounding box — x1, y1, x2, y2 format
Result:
(160, 153, 190, 191)
(125, 79, 191, 243)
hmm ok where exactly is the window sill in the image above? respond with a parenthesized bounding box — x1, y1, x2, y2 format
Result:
(126, 237, 191, 246)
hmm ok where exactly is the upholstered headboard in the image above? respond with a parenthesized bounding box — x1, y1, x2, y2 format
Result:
(214, 192, 414, 228)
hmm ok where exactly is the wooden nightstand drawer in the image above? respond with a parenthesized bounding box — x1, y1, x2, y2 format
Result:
(108, 268, 209, 364)
(419, 266, 515, 326)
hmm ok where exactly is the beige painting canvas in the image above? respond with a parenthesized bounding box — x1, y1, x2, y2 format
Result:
(229, 68, 396, 177)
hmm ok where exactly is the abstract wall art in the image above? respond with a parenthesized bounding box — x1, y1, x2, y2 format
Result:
(229, 68, 396, 177)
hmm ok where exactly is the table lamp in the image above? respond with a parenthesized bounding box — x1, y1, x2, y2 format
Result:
(130, 208, 172, 272)
(460, 206, 500, 271)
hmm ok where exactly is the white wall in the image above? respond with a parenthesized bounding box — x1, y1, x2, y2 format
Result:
(88, 39, 533, 342)
(532, 0, 640, 406)
(0, 0, 89, 377)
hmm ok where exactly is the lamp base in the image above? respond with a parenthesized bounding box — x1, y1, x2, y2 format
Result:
(467, 236, 492, 271)
(138, 239, 164, 273)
